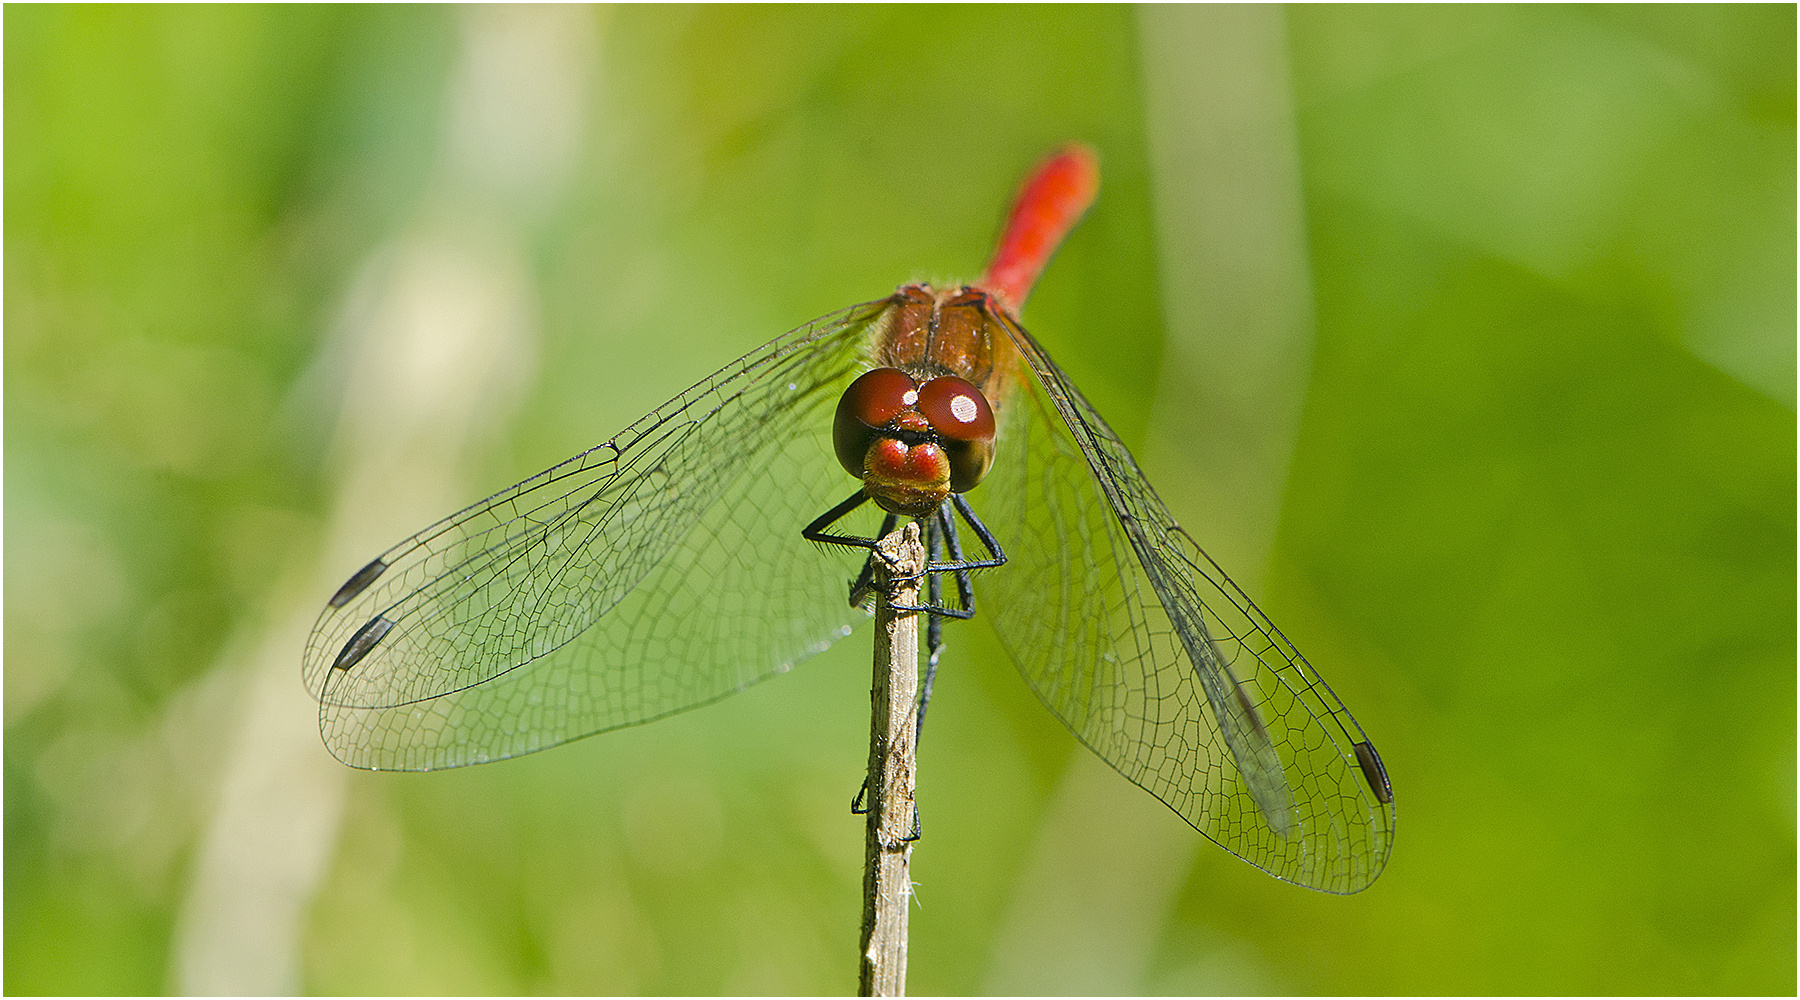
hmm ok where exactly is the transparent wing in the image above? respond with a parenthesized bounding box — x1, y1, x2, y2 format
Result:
(968, 315, 1396, 894)
(302, 302, 888, 770)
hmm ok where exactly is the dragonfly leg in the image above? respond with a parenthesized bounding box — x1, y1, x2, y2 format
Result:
(907, 503, 983, 834)
(937, 502, 979, 617)
(849, 777, 922, 843)
(816, 492, 984, 846)
(918, 516, 945, 741)
(807, 489, 942, 613)
(807, 490, 1001, 614)
(890, 495, 1001, 619)
(936, 492, 1006, 572)
(802, 489, 878, 549)
(848, 513, 901, 609)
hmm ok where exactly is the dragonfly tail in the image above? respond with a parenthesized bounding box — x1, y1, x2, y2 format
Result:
(981, 144, 1100, 316)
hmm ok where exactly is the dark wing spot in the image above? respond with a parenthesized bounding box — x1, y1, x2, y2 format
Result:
(328, 558, 389, 608)
(1234, 684, 1270, 742)
(333, 616, 395, 673)
(1353, 740, 1393, 804)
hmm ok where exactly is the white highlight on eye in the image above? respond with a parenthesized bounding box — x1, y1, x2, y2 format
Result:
(903, 389, 919, 406)
(950, 394, 977, 423)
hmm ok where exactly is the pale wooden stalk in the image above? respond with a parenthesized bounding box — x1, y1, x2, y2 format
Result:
(857, 522, 923, 997)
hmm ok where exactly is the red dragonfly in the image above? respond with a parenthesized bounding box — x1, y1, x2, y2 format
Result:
(304, 147, 1395, 894)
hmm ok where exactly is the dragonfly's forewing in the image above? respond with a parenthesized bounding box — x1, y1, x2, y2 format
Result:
(302, 303, 887, 770)
(968, 314, 1396, 894)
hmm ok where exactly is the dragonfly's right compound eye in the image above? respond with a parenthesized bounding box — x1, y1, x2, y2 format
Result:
(833, 367, 917, 477)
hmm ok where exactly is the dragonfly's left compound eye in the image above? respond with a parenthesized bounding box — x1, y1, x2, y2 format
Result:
(917, 376, 995, 492)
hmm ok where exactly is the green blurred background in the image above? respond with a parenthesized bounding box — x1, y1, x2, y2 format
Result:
(6, 5, 1792, 995)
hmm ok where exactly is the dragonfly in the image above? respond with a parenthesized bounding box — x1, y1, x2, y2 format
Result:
(304, 146, 1395, 895)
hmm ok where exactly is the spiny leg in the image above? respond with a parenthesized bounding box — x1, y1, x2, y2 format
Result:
(833, 493, 1006, 843)
(801, 489, 874, 548)
(847, 512, 900, 609)
(946, 492, 1006, 573)
(938, 501, 978, 616)
(920, 509, 945, 743)
(891, 511, 953, 844)
(841, 505, 906, 827)
(902, 495, 1004, 741)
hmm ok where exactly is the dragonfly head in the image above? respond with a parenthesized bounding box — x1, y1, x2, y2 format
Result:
(834, 366, 995, 517)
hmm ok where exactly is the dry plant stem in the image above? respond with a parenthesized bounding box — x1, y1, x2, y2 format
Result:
(858, 521, 924, 997)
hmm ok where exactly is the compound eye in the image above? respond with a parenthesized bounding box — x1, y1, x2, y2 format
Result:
(916, 376, 994, 444)
(834, 368, 917, 476)
(916, 376, 996, 492)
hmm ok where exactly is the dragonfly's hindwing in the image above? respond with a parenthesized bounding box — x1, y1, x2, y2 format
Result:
(971, 315, 1396, 894)
(303, 303, 888, 770)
